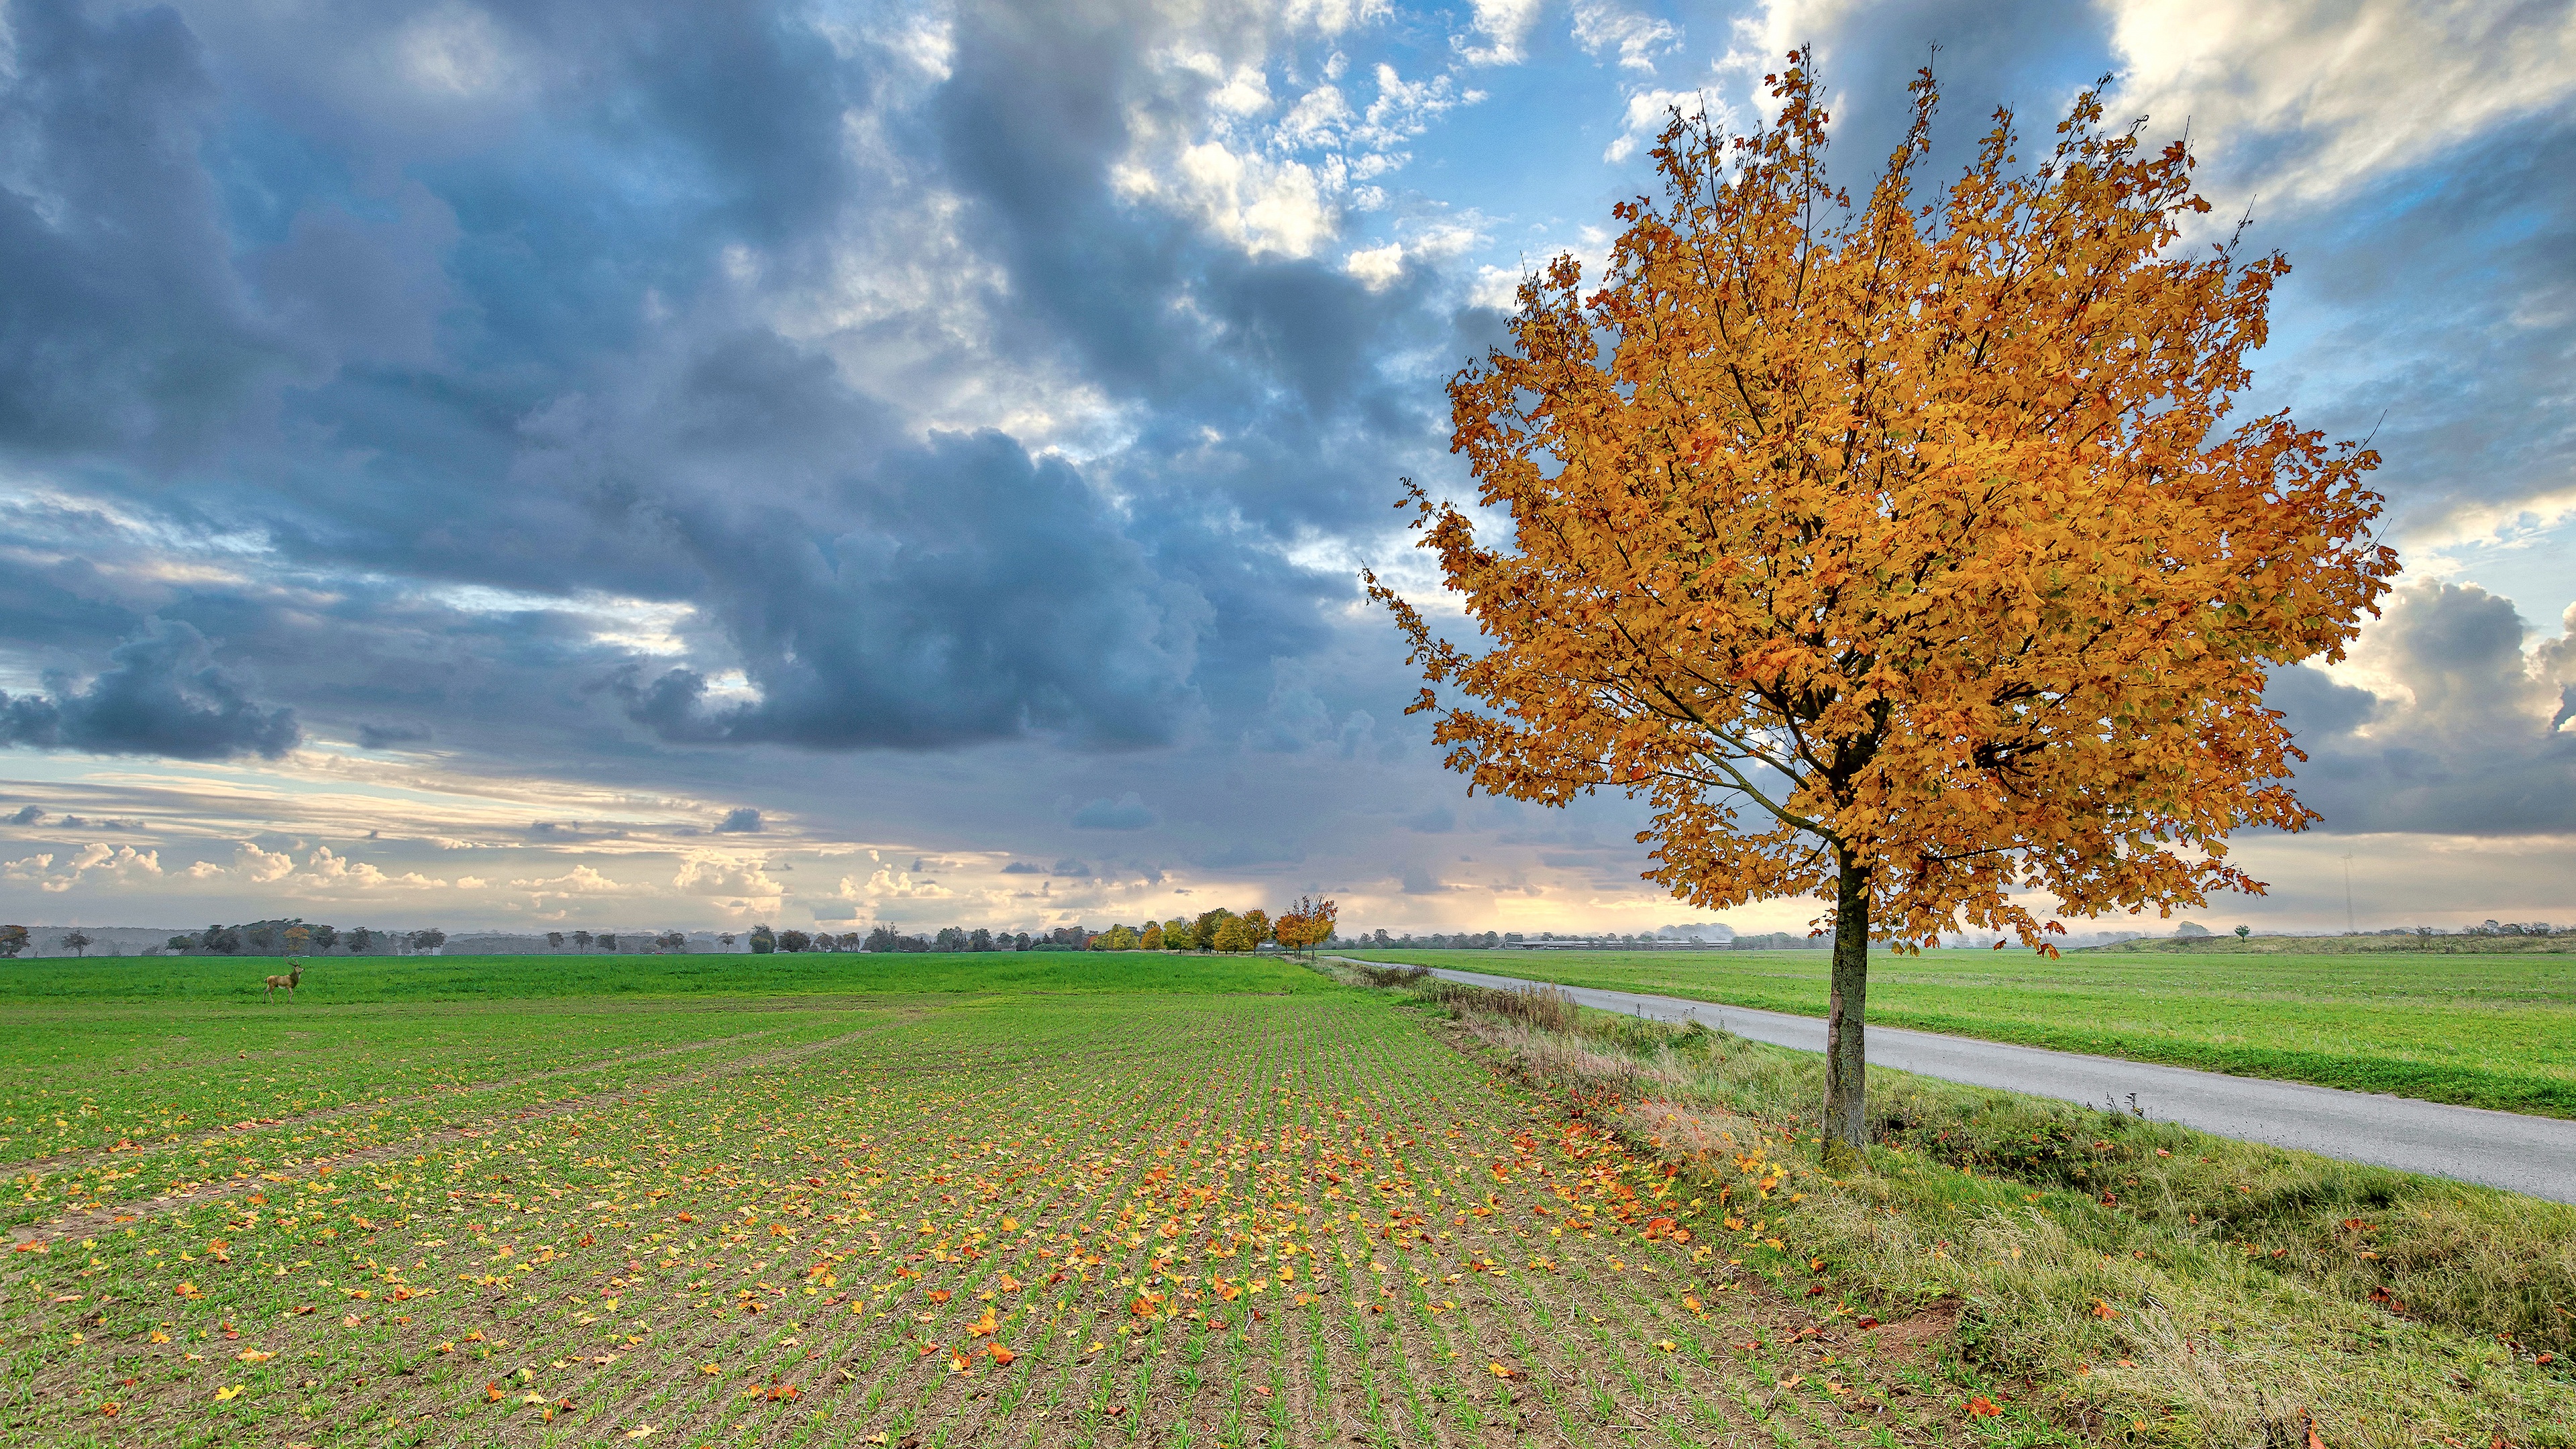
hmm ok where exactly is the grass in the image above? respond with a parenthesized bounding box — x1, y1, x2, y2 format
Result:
(1363, 969, 2576, 1448)
(1339, 947, 2576, 1117)
(1, 966, 1953, 1447)
(0, 948, 1332, 1004)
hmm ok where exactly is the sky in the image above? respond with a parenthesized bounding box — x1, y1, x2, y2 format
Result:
(0, 0, 2569, 940)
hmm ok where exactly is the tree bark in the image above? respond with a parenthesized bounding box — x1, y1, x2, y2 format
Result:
(1822, 857, 1871, 1167)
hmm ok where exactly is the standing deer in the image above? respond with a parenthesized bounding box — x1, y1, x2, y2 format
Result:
(264, 959, 303, 1001)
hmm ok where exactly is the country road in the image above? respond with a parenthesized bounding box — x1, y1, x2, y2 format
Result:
(1354, 959, 2576, 1205)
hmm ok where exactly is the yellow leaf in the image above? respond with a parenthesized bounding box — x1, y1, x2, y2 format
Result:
(214, 1385, 244, 1401)
(237, 1349, 274, 1362)
(625, 1428, 656, 1440)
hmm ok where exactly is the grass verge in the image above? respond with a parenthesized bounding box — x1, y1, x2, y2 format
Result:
(1356, 967, 2576, 1448)
(1343, 947, 2576, 1118)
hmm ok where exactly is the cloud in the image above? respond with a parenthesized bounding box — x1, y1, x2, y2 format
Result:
(2273, 584, 2576, 834)
(358, 722, 433, 750)
(0, 620, 299, 760)
(2105, 0, 2576, 205)
(672, 851, 786, 899)
(9, 806, 44, 826)
(1071, 792, 1157, 830)
(1000, 860, 1045, 874)
(1570, 0, 1680, 73)
(713, 807, 763, 833)
(1457, 0, 1545, 65)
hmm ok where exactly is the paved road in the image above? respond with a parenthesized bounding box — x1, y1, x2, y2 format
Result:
(1360, 960, 2576, 1204)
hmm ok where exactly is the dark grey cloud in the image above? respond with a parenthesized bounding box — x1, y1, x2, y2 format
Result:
(1000, 861, 1044, 874)
(2272, 584, 2575, 834)
(0, 619, 297, 760)
(358, 722, 433, 750)
(0, 0, 289, 462)
(713, 807, 762, 833)
(8, 805, 43, 825)
(1071, 792, 1156, 830)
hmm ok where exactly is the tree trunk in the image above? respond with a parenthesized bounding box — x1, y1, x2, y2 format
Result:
(1822, 858, 1870, 1168)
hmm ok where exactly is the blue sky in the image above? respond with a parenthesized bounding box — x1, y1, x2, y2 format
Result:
(0, 0, 2569, 938)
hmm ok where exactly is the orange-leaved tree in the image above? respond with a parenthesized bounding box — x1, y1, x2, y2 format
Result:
(1275, 896, 1339, 959)
(1368, 55, 2397, 1161)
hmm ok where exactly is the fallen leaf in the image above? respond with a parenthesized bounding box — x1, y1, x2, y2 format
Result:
(214, 1385, 244, 1402)
(237, 1348, 273, 1362)
(1967, 1395, 2000, 1417)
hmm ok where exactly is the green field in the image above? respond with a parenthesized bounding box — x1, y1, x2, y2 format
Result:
(1332, 947, 2576, 1116)
(1, 955, 1940, 1448)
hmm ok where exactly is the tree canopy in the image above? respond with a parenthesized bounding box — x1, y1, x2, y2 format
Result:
(1373, 55, 2396, 1155)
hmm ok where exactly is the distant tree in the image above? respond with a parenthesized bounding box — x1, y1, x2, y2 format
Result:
(205, 924, 243, 955)
(1274, 897, 1338, 960)
(244, 922, 280, 954)
(657, 930, 688, 952)
(409, 928, 446, 953)
(57, 929, 93, 957)
(345, 926, 375, 954)
(309, 924, 337, 951)
(720, 932, 737, 949)
(283, 925, 310, 953)
(1190, 909, 1234, 952)
(1138, 921, 1163, 951)
(863, 925, 900, 953)
(572, 929, 594, 952)
(969, 927, 994, 951)
(1240, 910, 1272, 949)
(0, 924, 25, 957)
(546, 931, 566, 952)
(1212, 916, 1253, 953)
(1161, 918, 1190, 951)
(934, 926, 967, 952)
(2234, 924, 2251, 939)
(1013, 932, 1030, 951)
(750, 924, 776, 954)
(165, 933, 197, 953)
(777, 928, 811, 953)
(595, 932, 615, 952)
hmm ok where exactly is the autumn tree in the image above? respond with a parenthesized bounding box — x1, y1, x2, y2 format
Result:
(0, 925, 25, 957)
(1140, 920, 1165, 951)
(1274, 896, 1338, 960)
(1372, 57, 2396, 1162)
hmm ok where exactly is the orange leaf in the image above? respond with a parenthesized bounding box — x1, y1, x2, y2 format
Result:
(1967, 1396, 2000, 1417)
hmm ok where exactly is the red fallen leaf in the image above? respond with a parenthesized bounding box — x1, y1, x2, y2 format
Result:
(99, 1403, 121, 1417)
(1805, 1284, 1828, 1297)
(765, 1383, 800, 1401)
(1966, 1396, 2000, 1417)
(675, 1214, 694, 1223)
(485, 1383, 505, 1402)
(1046, 1271, 1067, 1285)
(1102, 1405, 1127, 1418)
(927, 1289, 952, 1303)
(578, 1234, 596, 1248)
(2090, 1299, 2118, 1320)
(989, 1344, 1017, 1366)
(289, 1305, 315, 1316)
(1856, 1317, 1881, 1330)
(2304, 1418, 2324, 1449)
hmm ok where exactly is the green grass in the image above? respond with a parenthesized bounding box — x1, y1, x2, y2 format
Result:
(1371, 968, 2576, 1448)
(1339, 946, 2576, 1117)
(0, 948, 1330, 1004)
(1, 975, 1943, 1447)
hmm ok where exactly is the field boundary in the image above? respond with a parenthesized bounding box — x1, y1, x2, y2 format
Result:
(1, 1019, 904, 1252)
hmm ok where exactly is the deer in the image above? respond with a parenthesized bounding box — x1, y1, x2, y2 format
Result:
(264, 959, 303, 1001)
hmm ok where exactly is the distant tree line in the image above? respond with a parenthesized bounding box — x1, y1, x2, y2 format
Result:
(157, 920, 446, 955)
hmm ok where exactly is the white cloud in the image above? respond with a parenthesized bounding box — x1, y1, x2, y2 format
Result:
(1570, 0, 1680, 73)
(1344, 240, 1405, 288)
(1456, 0, 1547, 66)
(1604, 87, 1698, 163)
(1277, 83, 1355, 150)
(2106, 0, 2576, 204)
(1281, 0, 1391, 38)
(1153, 142, 1337, 258)
(673, 851, 787, 900)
